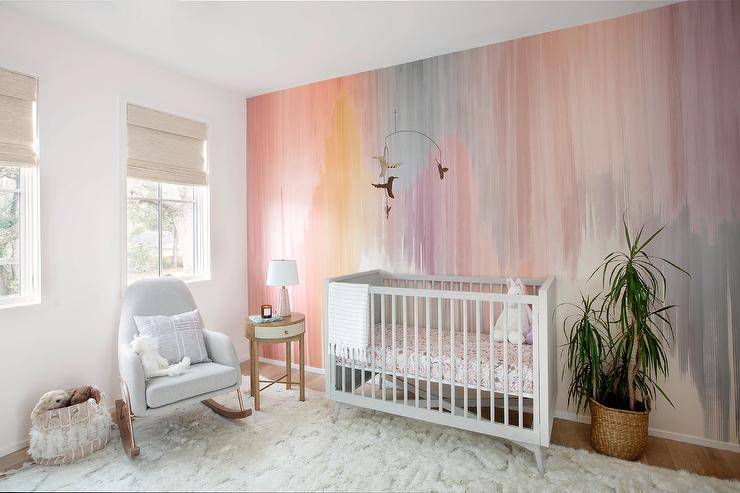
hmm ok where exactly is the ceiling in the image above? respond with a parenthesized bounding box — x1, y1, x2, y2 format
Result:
(6, 0, 674, 97)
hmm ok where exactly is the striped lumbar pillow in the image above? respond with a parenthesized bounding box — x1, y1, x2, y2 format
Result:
(134, 309, 211, 365)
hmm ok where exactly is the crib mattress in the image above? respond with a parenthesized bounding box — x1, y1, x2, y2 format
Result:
(335, 323, 534, 396)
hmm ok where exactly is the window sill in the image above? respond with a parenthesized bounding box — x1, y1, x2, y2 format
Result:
(126, 275, 211, 287)
(183, 276, 211, 287)
(0, 296, 40, 311)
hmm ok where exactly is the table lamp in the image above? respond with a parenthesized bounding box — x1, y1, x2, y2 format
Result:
(266, 259, 299, 317)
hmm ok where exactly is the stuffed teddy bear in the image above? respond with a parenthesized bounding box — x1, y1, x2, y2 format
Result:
(30, 390, 70, 421)
(130, 335, 191, 379)
(492, 278, 532, 345)
(69, 385, 103, 406)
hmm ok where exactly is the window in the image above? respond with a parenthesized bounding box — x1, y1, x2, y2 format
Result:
(0, 68, 39, 308)
(124, 103, 209, 283)
(127, 179, 209, 281)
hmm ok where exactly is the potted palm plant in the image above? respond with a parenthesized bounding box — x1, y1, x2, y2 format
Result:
(563, 218, 688, 460)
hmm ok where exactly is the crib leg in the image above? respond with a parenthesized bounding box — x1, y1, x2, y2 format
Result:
(533, 445, 544, 474)
(516, 442, 545, 473)
(332, 402, 342, 423)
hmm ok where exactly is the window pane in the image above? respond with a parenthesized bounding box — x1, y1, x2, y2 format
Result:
(0, 167, 20, 191)
(127, 198, 159, 280)
(0, 190, 20, 297)
(161, 182, 194, 201)
(127, 179, 157, 199)
(161, 200, 194, 278)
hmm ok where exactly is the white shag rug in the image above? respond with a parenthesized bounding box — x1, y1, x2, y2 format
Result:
(1, 383, 738, 492)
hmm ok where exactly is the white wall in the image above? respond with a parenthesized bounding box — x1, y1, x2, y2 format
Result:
(0, 7, 248, 455)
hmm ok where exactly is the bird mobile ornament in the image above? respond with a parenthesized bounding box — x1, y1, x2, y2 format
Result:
(372, 175, 397, 199)
(371, 114, 449, 219)
(373, 149, 402, 179)
(436, 158, 449, 180)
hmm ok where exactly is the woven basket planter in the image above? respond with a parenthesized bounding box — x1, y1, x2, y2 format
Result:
(29, 391, 111, 465)
(589, 398, 649, 461)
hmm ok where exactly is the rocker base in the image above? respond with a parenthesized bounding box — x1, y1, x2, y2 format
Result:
(202, 399, 252, 419)
(114, 399, 140, 458)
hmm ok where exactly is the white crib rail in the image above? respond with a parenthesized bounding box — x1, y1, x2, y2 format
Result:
(324, 271, 553, 448)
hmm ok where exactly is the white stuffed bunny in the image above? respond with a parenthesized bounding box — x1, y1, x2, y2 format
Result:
(130, 335, 191, 379)
(493, 278, 532, 345)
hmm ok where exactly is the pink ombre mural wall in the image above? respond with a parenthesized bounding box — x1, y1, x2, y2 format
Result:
(247, 1, 739, 444)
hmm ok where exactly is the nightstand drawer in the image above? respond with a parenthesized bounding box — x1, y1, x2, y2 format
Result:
(255, 321, 305, 339)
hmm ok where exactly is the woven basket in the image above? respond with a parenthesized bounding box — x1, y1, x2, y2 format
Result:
(29, 390, 111, 465)
(589, 398, 649, 461)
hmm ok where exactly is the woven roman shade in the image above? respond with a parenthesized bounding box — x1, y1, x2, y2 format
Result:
(126, 104, 207, 186)
(0, 67, 38, 167)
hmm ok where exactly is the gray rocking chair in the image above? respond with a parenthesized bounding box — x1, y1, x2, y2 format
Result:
(116, 277, 250, 457)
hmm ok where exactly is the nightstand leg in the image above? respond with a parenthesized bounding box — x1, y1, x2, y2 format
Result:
(299, 334, 305, 401)
(250, 340, 260, 411)
(285, 341, 292, 390)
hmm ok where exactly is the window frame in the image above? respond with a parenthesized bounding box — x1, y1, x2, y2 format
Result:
(0, 165, 40, 309)
(0, 74, 40, 310)
(126, 179, 210, 283)
(120, 99, 211, 287)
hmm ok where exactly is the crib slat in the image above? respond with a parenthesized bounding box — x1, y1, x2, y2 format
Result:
(341, 347, 346, 394)
(403, 295, 408, 407)
(370, 293, 375, 399)
(351, 347, 356, 395)
(426, 295, 431, 411)
(518, 303, 524, 428)
(330, 343, 335, 393)
(476, 300, 482, 421)
(381, 294, 386, 401)
(360, 346, 365, 398)
(463, 299, 468, 419)
(438, 296, 443, 413)
(414, 296, 419, 409)
(489, 299, 494, 423)
(392, 295, 397, 404)
(503, 299, 509, 426)
(531, 303, 539, 432)
(450, 299, 456, 416)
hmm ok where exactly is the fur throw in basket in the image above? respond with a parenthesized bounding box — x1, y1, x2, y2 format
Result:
(28, 387, 111, 465)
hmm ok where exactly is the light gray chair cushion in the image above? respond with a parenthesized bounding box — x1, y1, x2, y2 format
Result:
(145, 362, 239, 409)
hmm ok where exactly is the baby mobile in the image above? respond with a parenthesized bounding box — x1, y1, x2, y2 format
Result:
(371, 110, 449, 219)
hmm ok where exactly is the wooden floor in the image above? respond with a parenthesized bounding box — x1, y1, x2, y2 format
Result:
(2, 361, 738, 482)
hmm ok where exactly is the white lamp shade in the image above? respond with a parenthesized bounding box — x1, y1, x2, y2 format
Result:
(266, 259, 299, 286)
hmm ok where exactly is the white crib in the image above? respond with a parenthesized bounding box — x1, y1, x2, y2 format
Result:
(323, 270, 556, 472)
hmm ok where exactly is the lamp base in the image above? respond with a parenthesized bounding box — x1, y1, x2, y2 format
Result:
(277, 286, 291, 317)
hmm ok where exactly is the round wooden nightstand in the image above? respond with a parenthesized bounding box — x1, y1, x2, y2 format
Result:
(245, 312, 305, 410)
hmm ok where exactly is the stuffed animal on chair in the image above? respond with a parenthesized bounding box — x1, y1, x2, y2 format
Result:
(130, 335, 191, 379)
(492, 278, 532, 344)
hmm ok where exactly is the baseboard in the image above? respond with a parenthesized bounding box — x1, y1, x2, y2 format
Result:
(0, 439, 29, 458)
(241, 357, 326, 376)
(554, 410, 740, 453)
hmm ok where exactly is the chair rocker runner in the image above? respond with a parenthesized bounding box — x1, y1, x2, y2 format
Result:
(116, 277, 250, 458)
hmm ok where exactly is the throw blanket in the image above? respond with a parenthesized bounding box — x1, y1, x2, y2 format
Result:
(328, 282, 370, 351)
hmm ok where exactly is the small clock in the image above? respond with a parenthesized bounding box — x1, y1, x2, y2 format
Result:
(261, 304, 273, 319)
